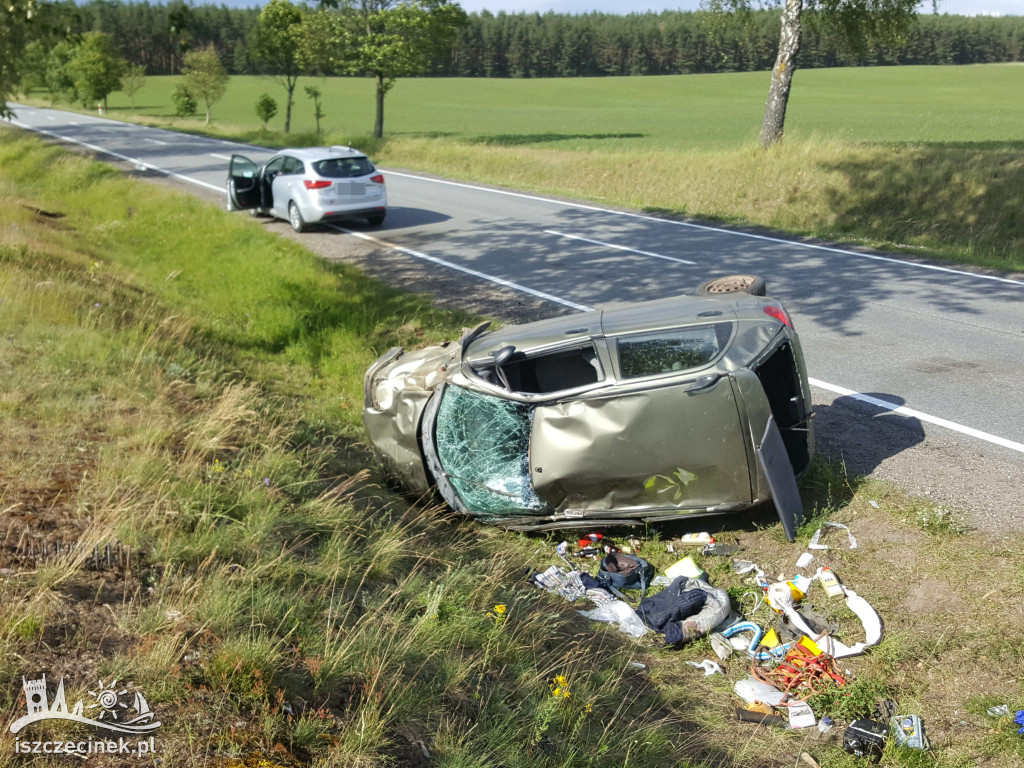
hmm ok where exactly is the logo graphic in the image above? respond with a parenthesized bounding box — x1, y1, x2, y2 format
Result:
(9, 675, 161, 735)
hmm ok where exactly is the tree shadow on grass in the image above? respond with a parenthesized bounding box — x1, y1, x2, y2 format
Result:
(819, 141, 1024, 272)
(470, 132, 646, 146)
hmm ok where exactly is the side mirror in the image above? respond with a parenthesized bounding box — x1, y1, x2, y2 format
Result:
(491, 345, 516, 390)
(492, 345, 516, 365)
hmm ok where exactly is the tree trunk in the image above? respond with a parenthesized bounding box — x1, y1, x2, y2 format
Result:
(374, 73, 385, 139)
(760, 0, 802, 149)
(205, 102, 211, 125)
(285, 77, 295, 134)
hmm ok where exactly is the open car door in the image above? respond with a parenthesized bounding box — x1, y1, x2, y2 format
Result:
(226, 154, 261, 211)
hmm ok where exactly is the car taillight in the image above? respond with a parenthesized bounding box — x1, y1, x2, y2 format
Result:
(763, 304, 793, 328)
(304, 179, 332, 190)
(370, 174, 384, 184)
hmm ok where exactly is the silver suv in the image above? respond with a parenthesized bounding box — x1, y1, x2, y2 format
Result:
(226, 146, 387, 231)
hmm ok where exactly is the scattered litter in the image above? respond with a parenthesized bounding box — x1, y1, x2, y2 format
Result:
(709, 632, 734, 661)
(703, 542, 740, 557)
(800, 753, 822, 768)
(666, 543, 675, 553)
(678, 532, 715, 546)
(782, 588, 882, 658)
(532, 565, 587, 601)
(817, 716, 833, 734)
(808, 522, 858, 550)
(686, 659, 724, 677)
(734, 676, 786, 707)
(651, 575, 673, 587)
(665, 556, 704, 580)
(1015, 710, 1024, 734)
(987, 704, 1010, 717)
(597, 552, 654, 595)
(627, 661, 647, 670)
(732, 560, 758, 575)
(891, 714, 928, 750)
(796, 552, 814, 569)
(787, 701, 816, 729)
(816, 566, 845, 598)
(735, 705, 787, 727)
(843, 719, 888, 762)
(577, 601, 648, 638)
(638, 576, 730, 645)
(723, 621, 763, 657)
(869, 500, 880, 509)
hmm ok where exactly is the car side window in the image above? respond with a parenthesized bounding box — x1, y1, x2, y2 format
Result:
(616, 323, 732, 379)
(283, 156, 304, 175)
(264, 156, 286, 175)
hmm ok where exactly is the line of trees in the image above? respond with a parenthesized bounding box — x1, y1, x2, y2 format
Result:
(27, 3, 1024, 79)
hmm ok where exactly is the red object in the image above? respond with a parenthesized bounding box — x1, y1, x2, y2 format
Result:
(763, 304, 793, 328)
(370, 174, 385, 184)
(304, 179, 332, 190)
(578, 532, 604, 549)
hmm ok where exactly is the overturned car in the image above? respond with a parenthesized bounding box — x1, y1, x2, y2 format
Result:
(362, 276, 813, 534)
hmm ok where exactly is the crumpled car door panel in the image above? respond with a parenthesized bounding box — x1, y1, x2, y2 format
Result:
(529, 376, 752, 514)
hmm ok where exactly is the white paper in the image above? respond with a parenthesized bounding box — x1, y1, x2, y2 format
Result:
(788, 702, 816, 729)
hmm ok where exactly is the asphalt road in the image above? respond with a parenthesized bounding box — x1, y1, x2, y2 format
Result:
(6, 104, 1023, 532)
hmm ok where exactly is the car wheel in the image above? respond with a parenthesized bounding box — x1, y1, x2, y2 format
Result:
(366, 213, 386, 226)
(288, 202, 307, 233)
(695, 274, 767, 296)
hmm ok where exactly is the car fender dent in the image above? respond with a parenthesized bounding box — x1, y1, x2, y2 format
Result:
(530, 377, 751, 513)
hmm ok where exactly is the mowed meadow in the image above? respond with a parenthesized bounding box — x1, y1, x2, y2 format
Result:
(20, 63, 1024, 270)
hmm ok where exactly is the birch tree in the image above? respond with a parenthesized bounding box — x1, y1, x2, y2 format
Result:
(707, 1, 923, 148)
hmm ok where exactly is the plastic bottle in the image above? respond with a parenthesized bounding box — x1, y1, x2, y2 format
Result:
(819, 567, 844, 598)
(818, 716, 833, 734)
(678, 532, 715, 546)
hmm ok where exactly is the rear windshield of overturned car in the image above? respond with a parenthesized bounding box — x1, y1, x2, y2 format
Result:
(616, 322, 733, 379)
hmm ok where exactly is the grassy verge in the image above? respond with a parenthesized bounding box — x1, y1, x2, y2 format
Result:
(1, 129, 1022, 768)
(17, 65, 1024, 273)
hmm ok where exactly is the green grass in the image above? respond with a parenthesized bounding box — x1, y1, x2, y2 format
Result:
(2, 130, 1023, 768)
(21, 64, 1024, 273)
(50, 65, 1024, 150)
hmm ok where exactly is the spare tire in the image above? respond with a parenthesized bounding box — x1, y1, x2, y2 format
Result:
(695, 274, 767, 296)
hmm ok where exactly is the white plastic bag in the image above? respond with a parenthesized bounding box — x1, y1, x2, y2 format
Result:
(578, 600, 649, 638)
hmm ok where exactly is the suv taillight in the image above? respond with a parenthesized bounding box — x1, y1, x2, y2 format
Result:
(304, 179, 331, 190)
(370, 174, 384, 184)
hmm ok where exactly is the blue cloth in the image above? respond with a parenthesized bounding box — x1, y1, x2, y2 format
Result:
(636, 577, 708, 645)
(1015, 709, 1024, 734)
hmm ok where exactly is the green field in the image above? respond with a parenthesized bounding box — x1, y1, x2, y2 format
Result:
(21, 64, 1024, 272)
(89, 65, 1024, 149)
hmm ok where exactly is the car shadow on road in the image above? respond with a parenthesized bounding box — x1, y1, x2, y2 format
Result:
(813, 392, 926, 477)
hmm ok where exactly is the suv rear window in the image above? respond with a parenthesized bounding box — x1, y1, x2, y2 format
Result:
(312, 157, 374, 178)
(616, 323, 731, 379)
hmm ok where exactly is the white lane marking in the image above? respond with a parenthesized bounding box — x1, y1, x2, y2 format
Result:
(809, 378, 1024, 454)
(145, 137, 168, 145)
(6, 119, 223, 193)
(9, 113, 1022, 454)
(210, 153, 232, 160)
(545, 229, 697, 266)
(325, 225, 593, 312)
(46, 116, 55, 121)
(70, 121, 80, 125)
(386, 170, 1024, 288)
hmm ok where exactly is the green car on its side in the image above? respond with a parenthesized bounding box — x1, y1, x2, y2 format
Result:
(362, 276, 814, 533)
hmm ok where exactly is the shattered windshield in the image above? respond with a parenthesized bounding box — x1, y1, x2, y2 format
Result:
(435, 385, 548, 516)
